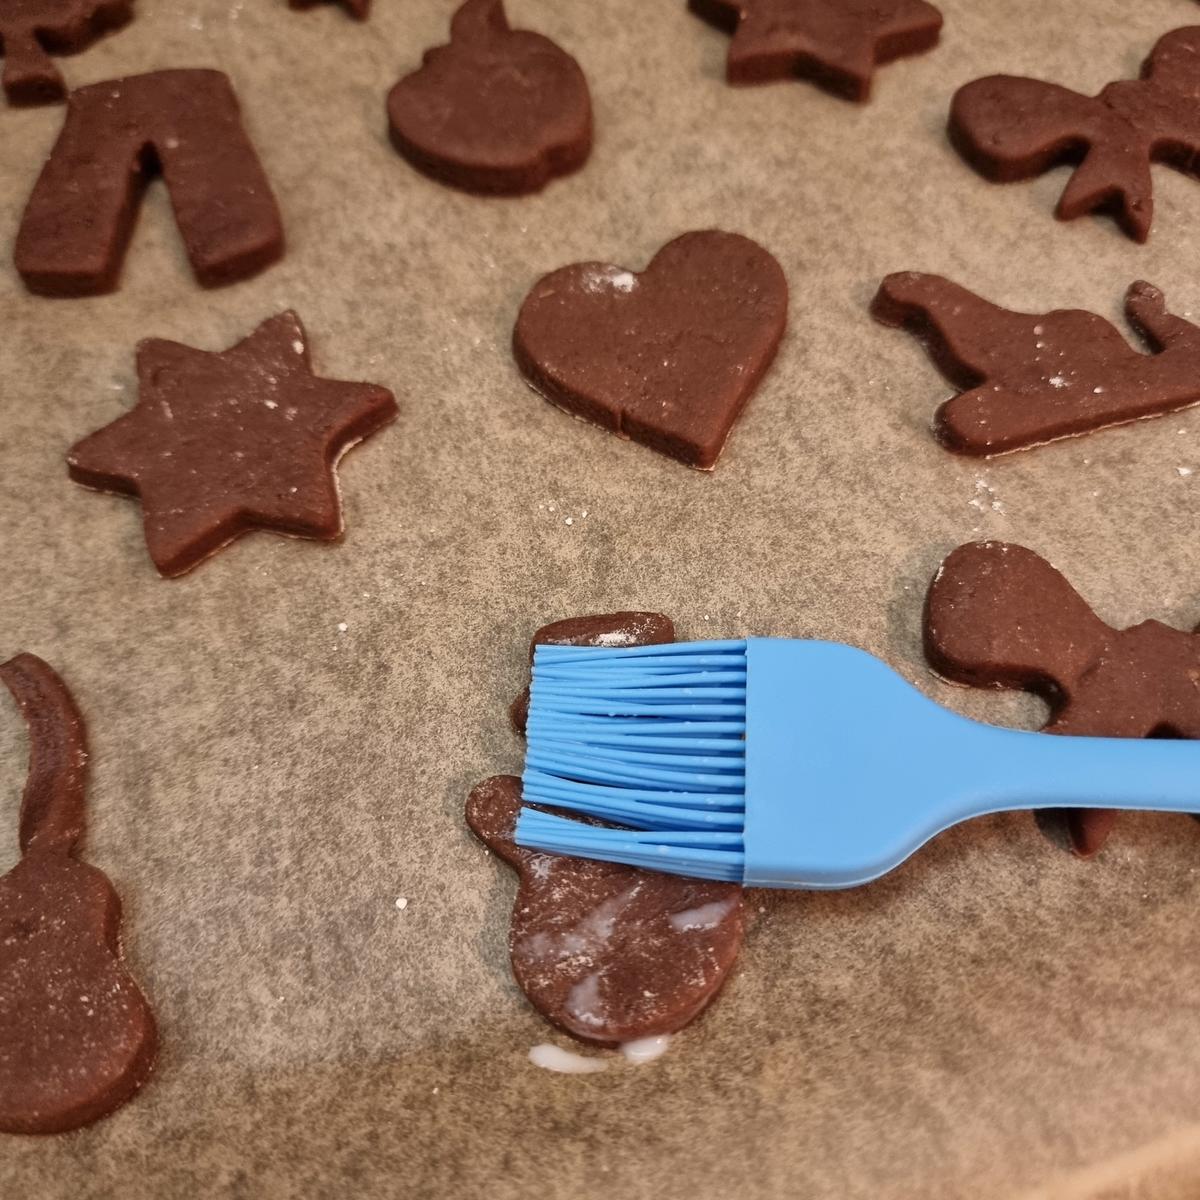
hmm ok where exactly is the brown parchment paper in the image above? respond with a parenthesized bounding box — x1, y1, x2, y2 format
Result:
(2, 1, 1200, 1196)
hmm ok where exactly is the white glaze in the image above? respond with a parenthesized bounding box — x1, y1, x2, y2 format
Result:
(620, 1035, 672, 1065)
(668, 897, 736, 932)
(528, 1044, 608, 1074)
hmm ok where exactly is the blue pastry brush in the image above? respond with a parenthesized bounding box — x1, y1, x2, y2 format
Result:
(513, 639, 1199, 888)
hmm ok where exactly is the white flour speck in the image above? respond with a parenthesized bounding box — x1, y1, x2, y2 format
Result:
(395, 896, 409, 910)
(1049, 375, 1067, 388)
(336, 622, 348, 633)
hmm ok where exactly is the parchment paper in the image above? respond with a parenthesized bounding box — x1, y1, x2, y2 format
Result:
(2, 2, 1200, 1196)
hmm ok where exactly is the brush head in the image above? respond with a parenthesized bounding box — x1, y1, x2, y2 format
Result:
(515, 640, 750, 882)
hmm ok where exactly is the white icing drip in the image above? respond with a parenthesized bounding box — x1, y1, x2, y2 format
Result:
(529, 1044, 608, 1074)
(621, 1035, 672, 1064)
(579, 265, 638, 294)
(668, 897, 736, 932)
(565, 972, 606, 1027)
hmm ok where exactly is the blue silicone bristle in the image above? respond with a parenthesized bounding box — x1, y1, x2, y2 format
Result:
(516, 640, 750, 882)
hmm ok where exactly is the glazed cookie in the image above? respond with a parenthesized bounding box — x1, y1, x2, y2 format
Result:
(689, 0, 942, 101)
(0, 654, 157, 1134)
(514, 231, 788, 469)
(950, 27, 1200, 242)
(14, 69, 283, 296)
(467, 776, 744, 1044)
(387, 0, 591, 194)
(68, 312, 398, 577)
(871, 273, 1200, 455)
(925, 541, 1200, 856)
(0, 0, 131, 105)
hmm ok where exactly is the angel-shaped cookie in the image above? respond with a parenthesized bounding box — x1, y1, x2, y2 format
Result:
(925, 542, 1200, 856)
(871, 272, 1200, 455)
(950, 27, 1200, 242)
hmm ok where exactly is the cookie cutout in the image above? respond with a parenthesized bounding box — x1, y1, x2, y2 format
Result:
(289, 0, 368, 18)
(514, 231, 787, 469)
(0, 0, 130, 105)
(14, 69, 283, 297)
(950, 27, 1200, 242)
(68, 311, 398, 578)
(925, 542, 1200, 856)
(386, 0, 591, 195)
(0, 654, 157, 1134)
(871, 272, 1200, 455)
(689, 0, 942, 101)
(509, 612, 676, 733)
(467, 776, 744, 1044)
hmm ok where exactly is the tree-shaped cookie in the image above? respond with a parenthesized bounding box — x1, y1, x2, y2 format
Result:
(468, 612, 745, 1044)
(950, 27, 1200, 242)
(689, 0, 942, 101)
(387, 0, 592, 194)
(0, 654, 157, 1134)
(0, 0, 131, 105)
(925, 542, 1200, 857)
(15, 69, 283, 297)
(871, 272, 1200, 455)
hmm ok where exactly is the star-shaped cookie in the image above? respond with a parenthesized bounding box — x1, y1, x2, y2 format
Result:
(690, 0, 943, 101)
(68, 312, 397, 577)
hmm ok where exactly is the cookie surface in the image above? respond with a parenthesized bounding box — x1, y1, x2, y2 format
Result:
(925, 542, 1200, 856)
(872, 272, 1200, 455)
(0, 653, 157, 1135)
(67, 311, 398, 578)
(387, 0, 591, 194)
(0, 0, 131, 105)
(514, 230, 787, 469)
(689, 0, 942, 101)
(14, 68, 283, 296)
(950, 27, 1200, 242)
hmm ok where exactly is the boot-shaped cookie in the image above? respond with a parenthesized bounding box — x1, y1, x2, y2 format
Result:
(872, 272, 1200, 454)
(15, 69, 283, 296)
(924, 542, 1200, 856)
(0, 654, 157, 1134)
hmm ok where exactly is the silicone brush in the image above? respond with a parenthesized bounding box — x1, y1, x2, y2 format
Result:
(514, 639, 1200, 888)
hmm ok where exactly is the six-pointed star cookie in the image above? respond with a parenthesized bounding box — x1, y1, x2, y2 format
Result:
(68, 312, 397, 577)
(690, 0, 943, 100)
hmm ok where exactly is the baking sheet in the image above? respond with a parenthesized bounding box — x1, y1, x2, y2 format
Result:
(2, 1, 1200, 1196)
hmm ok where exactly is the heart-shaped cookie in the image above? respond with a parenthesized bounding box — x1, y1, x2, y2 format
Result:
(513, 230, 788, 469)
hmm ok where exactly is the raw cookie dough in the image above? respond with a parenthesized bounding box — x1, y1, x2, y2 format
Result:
(514, 230, 787, 469)
(949, 27, 1200, 242)
(0, 653, 157, 1134)
(871, 272, 1200, 455)
(67, 311, 398, 578)
(688, 0, 942, 101)
(387, 0, 591, 194)
(14, 69, 283, 296)
(925, 541, 1200, 856)
(0, 0, 131, 105)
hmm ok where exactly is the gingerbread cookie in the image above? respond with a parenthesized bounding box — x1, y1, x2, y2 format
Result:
(925, 542, 1200, 856)
(0, 0, 130, 105)
(289, 0, 368, 18)
(509, 612, 676, 733)
(0, 654, 157, 1134)
(467, 776, 744, 1044)
(871, 272, 1200, 455)
(689, 0, 942, 101)
(68, 311, 398, 578)
(14, 69, 283, 296)
(514, 231, 787, 469)
(387, 0, 591, 194)
(950, 27, 1200, 242)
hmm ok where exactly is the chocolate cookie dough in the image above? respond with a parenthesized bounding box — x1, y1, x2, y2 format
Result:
(289, 0, 368, 18)
(467, 776, 744, 1044)
(0, 654, 157, 1134)
(689, 0, 942, 101)
(14, 69, 283, 296)
(871, 272, 1200, 455)
(0, 0, 130, 105)
(386, 0, 591, 194)
(925, 542, 1200, 857)
(514, 230, 788, 469)
(949, 27, 1200, 242)
(509, 612, 676, 733)
(67, 311, 398, 578)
